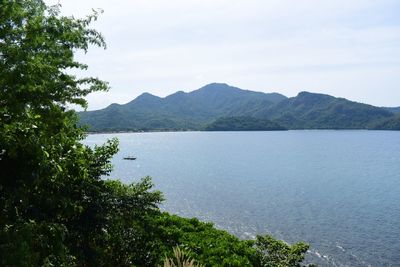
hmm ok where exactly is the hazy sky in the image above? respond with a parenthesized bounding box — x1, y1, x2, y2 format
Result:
(46, 0, 400, 110)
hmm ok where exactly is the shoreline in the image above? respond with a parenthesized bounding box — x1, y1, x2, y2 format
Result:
(86, 128, 398, 134)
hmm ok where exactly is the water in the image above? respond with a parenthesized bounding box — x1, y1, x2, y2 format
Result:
(84, 131, 400, 267)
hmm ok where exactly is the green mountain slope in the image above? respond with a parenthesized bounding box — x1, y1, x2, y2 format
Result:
(205, 116, 287, 131)
(371, 114, 400, 130)
(255, 92, 394, 129)
(383, 107, 400, 114)
(79, 83, 287, 131)
(79, 84, 398, 131)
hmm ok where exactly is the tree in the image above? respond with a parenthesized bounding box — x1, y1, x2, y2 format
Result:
(254, 235, 309, 267)
(0, 1, 163, 266)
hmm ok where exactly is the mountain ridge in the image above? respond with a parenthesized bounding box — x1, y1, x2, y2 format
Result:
(79, 83, 398, 131)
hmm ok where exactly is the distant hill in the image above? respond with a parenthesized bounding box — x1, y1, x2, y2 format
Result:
(79, 83, 287, 131)
(383, 107, 400, 114)
(371, 114, 400, 130)
(79, 83, 398, 131)
(204, 116, 287, 131)
(254, 92, 394, 129)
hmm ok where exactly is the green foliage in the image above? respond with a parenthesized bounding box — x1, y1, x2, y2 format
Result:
(0, 1, 163, 266)
(383, 107, 400, 114)
(255, 92, 394, 129)
(0, 1, 313, 266)
(153, 214, 258, 266)
(0, 221, 74, 267)
(255, 235, 309, 267)
(204, 116, 287, 131)
(371, 114, 400, 130)
(162, 247, 204, 267)
(139, 213, 312, 267)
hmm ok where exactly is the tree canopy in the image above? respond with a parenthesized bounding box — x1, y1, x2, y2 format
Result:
(0, 1, 163, 265)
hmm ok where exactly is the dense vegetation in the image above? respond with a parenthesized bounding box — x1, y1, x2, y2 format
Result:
(79, 85, 398, 132)
(383, 107, 400, 114)
(205, 116, 287, 131)
(256, 92, 394, 129)
(79, 84, 287, 132)
(0, 1, 312, 266)
(371, 114, 400, 130)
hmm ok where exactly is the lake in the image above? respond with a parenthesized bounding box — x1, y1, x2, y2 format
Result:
(84, 131, 400, 267)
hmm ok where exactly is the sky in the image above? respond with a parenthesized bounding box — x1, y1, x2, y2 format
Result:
(46, 0, 400, 110)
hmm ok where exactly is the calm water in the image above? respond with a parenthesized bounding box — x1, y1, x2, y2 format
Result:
(84, 131, 400, 267)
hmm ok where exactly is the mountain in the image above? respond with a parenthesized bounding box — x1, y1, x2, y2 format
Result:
(204, 116, 287, 131)
(253, 92, 394, 129)
(79, 83, 287, 131)
(79, 83, 398, 131)
(371, 114, 400, 130)
(383, 107, 400, 114)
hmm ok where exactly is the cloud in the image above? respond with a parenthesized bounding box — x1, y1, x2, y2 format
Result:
(46, 0, 400, 109)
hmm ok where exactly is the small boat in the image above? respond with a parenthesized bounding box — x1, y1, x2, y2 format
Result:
(123, 156, 137, 160)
